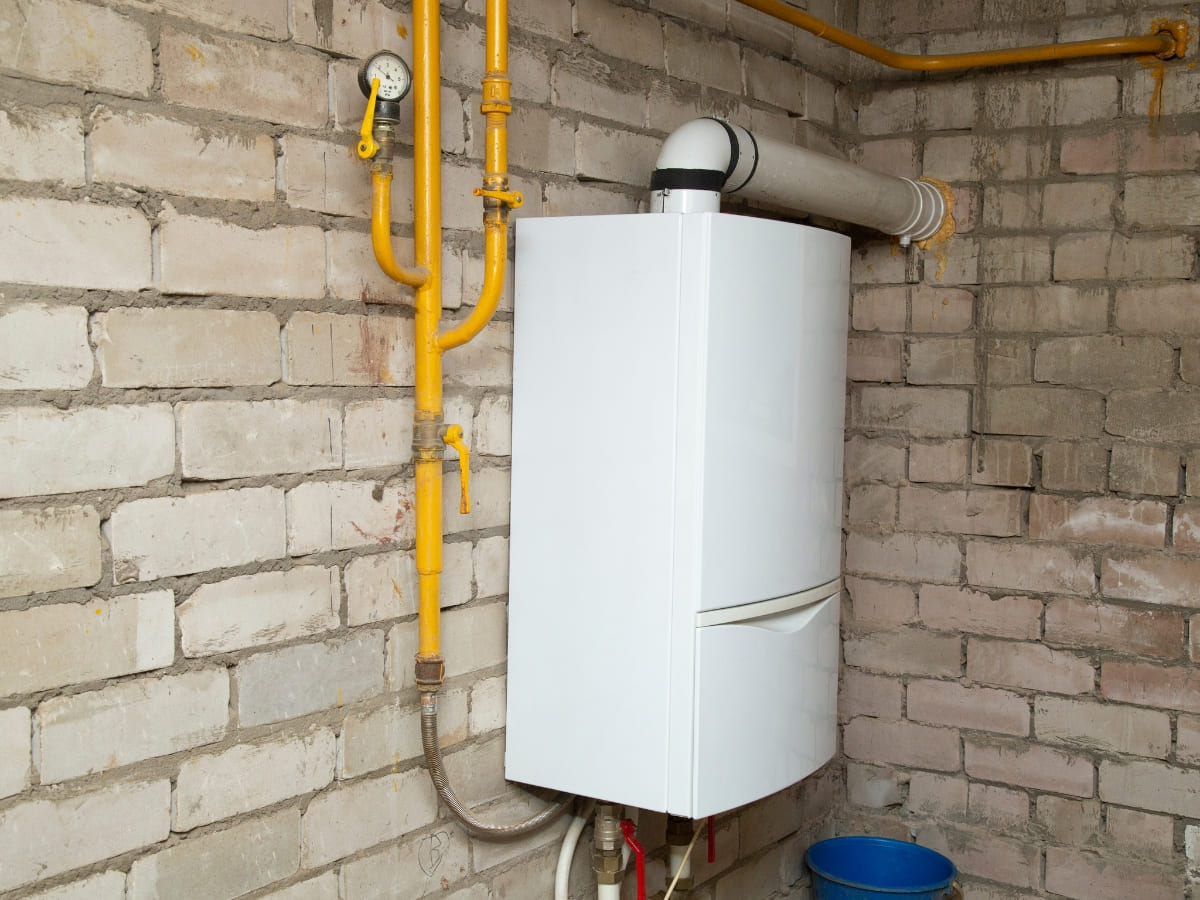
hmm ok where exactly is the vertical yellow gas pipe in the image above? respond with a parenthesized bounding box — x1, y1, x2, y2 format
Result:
(439, 0, 521, 352)
(362, 0, 516, 688)
(412, 0, 446, 690)
(360, 0, 573, 839)
(418, 0, 520, 689)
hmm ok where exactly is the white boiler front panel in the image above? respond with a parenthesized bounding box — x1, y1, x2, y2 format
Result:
(685, 213, 847, 613)
(505, 212, 849, 816)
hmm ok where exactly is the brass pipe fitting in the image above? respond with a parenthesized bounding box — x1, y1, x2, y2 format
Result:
(593, 804, 622, 850)
(412, 415, 444, 462)
(372, 120, 398, 160)
(593, 804, 625, 885)
(593, 848, 623, 885)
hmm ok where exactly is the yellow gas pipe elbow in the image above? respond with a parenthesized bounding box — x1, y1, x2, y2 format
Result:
(438, 211, 515, 352)
(370, 169, 430, 289)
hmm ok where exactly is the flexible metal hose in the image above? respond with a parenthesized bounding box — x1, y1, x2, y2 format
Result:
(421, 695, 574, 840)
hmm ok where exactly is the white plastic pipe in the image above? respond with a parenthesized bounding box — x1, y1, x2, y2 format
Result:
(555, 801, 594, 900)
(662, 824, 704, 900)
(667, 841, 692, 887)
(650, 117, 946, 245)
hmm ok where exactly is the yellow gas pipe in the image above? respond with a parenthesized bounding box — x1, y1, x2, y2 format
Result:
(359, 0, 520, 690)
(370, 172, 428, 288)
(441, 0, 522, 353)
(409, 0, 449, 691)
(359, 0, 569, 843)
(734, 0, 1187, 69)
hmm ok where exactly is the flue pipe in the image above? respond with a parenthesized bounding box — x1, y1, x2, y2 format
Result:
(651, 118, 948, 245)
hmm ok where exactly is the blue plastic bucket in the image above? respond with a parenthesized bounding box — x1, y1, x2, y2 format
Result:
(806, 837, 957, 900)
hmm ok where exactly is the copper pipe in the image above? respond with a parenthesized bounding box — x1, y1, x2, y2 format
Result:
(735, 0, 1186, 70)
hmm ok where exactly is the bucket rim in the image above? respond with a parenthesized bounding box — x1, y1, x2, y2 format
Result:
(805, 836, 957, 896)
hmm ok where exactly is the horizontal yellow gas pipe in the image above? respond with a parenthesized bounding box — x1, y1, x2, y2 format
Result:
(735, 0, 1186, 69)
(371, 169, 429, 289)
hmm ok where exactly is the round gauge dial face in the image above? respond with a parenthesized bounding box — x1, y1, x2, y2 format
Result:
(359, 51, 412, 101)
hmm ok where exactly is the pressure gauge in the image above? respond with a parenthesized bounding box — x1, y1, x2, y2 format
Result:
(358, 51, 412, 101)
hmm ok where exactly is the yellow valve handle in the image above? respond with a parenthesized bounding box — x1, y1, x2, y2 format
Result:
(473, 187, 523, 209)
(357, 77, 381, 160)
(443, 425, 471, 514)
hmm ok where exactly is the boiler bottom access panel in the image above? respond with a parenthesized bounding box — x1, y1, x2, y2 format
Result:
(505, 212, 849, 817)
(694, 592, 839, 816)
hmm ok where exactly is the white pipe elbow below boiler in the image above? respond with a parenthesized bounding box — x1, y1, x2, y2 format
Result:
(650, 117, 948, 245)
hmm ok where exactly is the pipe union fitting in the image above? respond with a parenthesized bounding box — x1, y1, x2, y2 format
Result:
(666, 815, 693, 843)
(414, 656, 445, 687)
(412, 418, 444, 456)
(592, 847, 624, 884)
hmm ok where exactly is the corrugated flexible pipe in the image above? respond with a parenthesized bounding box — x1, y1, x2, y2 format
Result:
(421, 697, 573, 840)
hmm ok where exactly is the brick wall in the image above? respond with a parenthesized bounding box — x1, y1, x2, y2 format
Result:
(11, 0, 1194, 897)
(841, 1, 1200, 896)
(0, 0, 842, 897)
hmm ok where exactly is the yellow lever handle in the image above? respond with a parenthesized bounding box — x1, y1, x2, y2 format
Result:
(443, 425, 471, 514)
(357, 77, 381, 160)
(473, 187, 524, 209)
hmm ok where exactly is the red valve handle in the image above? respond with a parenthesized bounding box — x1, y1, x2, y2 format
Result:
(707, 815, 716, 864)
(620, 819, 645, 900)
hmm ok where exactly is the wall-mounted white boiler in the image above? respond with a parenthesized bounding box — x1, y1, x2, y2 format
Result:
(504, 211, 848, 817)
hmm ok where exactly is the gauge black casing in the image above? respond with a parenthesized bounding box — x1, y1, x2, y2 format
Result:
(374, 100, 401, 123)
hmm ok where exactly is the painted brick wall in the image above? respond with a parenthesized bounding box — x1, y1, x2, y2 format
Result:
(841, 1, 1200, 896)
(0, 1, 842, 898)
